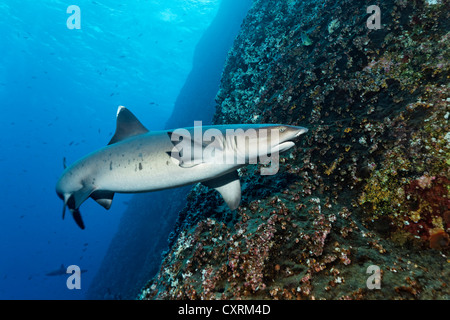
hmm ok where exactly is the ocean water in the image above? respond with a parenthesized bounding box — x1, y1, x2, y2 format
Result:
(2, 0, 448, 303)
(0, 0, 221, 299)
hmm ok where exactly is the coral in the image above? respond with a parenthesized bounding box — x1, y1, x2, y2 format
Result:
(140, 0, 450, 300)
(429, 229, 450, 250)
(359, 101, 450, 248)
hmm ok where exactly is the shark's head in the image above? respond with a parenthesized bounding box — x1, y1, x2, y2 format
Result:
(263, 124, 308, 154)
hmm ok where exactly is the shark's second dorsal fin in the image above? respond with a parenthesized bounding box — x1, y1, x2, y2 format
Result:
(108, 106, 149, 145)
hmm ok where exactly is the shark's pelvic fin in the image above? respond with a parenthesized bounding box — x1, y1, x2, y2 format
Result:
(90, 190, 115, 210)
(108, 106, 149, 145)
(202, 171, 241, 210)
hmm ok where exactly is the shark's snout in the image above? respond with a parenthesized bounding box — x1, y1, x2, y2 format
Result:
(295, 127, 308, 137)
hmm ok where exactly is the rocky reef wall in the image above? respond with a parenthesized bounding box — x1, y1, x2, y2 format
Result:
(141, 0, 449, 300)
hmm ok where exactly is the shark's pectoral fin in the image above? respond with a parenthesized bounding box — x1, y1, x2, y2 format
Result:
(202, 171, 241, 210)
(165, 150, 201, 168)
(179, 160, 201, 168)
(167, 131, 224, 168)
(167, 131, 203, 168)
(91, 190, 115, 210)
(71, 209, 85, 230)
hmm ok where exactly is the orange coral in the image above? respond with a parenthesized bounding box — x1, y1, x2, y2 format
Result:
(429, 229, 449, 250)
(444, 211, 450, 226)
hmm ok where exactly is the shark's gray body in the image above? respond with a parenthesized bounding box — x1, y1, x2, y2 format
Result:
(56, 107, 307, 229)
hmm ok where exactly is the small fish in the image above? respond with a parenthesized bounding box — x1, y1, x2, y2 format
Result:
(45, 264, 87, 277)
(301, 32, 312, 46)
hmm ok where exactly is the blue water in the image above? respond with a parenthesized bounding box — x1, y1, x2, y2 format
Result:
(0, 0, 220, 299)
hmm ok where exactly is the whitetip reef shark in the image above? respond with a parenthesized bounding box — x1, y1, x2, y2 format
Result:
(56, 106, 308, 229)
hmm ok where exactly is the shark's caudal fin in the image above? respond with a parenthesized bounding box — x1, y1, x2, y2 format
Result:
(61, 185, 95, 230)
(202, 171, 241, 210)
(63, 189, 115, 230)
(72, 209, 85, 230)
(62, 204, 85, 230)
(108, 106, 149, 145)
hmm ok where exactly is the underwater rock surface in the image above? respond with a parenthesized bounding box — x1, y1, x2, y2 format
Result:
(141, 0, 449, 300)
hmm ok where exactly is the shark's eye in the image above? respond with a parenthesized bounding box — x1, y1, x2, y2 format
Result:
(279, 127, 286, 133)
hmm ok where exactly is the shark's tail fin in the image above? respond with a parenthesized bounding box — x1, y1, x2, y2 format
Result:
(62, 203, 67, 220)
(61, 203, 85, 230)
(72, 209, 85, 230)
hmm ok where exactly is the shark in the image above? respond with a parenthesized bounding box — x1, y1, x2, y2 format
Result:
(56, 106, 308, 229)
(45, 264, 87, 277)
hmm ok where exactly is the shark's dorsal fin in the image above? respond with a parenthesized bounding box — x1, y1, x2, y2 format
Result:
(202, 171, 241, 210)
(108, 106, 149, 145)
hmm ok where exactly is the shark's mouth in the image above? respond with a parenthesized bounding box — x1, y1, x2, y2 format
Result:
(271, 141, 296, 153)
(295, 128, 308, 137)
(272, 129, 307, 153)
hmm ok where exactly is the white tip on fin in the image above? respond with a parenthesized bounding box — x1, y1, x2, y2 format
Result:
(117, 105, 126, 116)
(108, 107, 149, 145)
